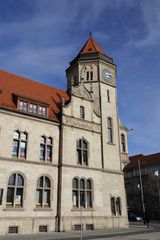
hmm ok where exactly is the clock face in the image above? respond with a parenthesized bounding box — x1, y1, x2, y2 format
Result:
(102, 68, 112, 81)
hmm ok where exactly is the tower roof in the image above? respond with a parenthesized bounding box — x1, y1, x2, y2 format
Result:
(78, 35, 106, 55)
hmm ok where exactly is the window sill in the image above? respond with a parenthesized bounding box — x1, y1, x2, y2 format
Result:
(71, 208, 94, 212)
(107, 142, 115, 146)
(77, 163, 89, 168)
(34, 208, 53, 211)
(3, 208, 24, 211)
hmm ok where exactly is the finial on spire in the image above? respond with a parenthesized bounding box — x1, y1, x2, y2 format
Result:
(89, 32, 92, 38)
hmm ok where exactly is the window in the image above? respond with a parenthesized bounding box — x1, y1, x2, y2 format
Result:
(111, 196, 122, 216)
(72, 178, 93, 208)
(36, 176, 51, 208)
(80, 106, 85, 119)
(121, 134, 126, 152)
(76, 139, 88, 165)
(12, 131, 27, 158)
(86, 71, 93, 81)
(38, 106, 47, 116)
(90, 71, 93, 80)
(116, 197, 122, 215)
(40, 136, 52, 162)
(0, 188, 3, 205)
(107, 117, 113, 143)
(6, 173, 24, 208)
(111, 197, 116, 215)
(87, 71, 89, 81)
(19, 101, 28, 111)
(107, 90, 110, 102)
(29, 103, 37, 114)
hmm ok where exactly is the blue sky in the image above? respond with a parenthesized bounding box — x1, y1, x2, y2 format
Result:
(0, 0, 160, 156)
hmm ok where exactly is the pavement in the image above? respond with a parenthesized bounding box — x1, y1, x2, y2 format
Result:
(0, 222, 160, 240)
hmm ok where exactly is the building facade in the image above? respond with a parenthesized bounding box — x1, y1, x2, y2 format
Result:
(0, 36, 129, 235)
(124, 153, 160, 220)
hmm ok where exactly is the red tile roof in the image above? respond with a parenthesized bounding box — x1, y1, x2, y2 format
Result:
(79, 36, 106, 55)
(0, 69, 70, 121)
(124, 153, 160, 171)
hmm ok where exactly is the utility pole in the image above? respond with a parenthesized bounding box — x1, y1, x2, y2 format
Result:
(138, 159, 145, 220)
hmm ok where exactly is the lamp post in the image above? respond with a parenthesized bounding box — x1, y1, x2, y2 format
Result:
(154, 170, 160, 219)
(138, 159, 145, 221)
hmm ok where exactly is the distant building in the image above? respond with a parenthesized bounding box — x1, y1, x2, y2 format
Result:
(0, 35, 129, 235)
(124, 153, 160, 220)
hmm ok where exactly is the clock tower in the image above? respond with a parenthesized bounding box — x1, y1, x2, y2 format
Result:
(66, 34, 122, 171)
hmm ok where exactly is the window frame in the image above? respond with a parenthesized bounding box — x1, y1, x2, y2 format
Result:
(80, 106, 85, 119)
(72, 178, 93, 209)
(36, 176, 51, 208)
(6, 173, 24, 208)
(12, 131, 28, 159)
(107, 117, 113, 143)
(76, 138, 88, 166)
(40, 136, 53, 162)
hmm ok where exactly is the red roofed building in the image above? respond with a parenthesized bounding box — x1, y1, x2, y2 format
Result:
(124, 153, 160, 220)
(0, 35, 129, 235)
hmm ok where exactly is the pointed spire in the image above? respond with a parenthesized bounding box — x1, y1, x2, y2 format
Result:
(78, 34, 106, 56)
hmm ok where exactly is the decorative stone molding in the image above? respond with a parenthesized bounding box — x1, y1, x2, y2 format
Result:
(71, 84, 92, 101)
(121, 152, 129, 165)
(63, 115, 101, 133)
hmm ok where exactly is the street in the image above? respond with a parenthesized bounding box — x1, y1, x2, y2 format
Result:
(0, 222, 160, 240)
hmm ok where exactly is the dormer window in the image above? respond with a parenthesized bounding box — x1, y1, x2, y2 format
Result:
(18, 99, 47, 117)
(19, 101, 28, 111)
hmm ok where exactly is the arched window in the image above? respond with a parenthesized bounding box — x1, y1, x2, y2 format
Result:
(36, 176, 51, 208)
(12, 131, 27, 158)
(121, 134, 126, 152)
(76, 139, 88, 165)
(72, 178, 93, 208)
(40, 136, 52, 162)
(72, 178, 78, 207)
(107, 117, 113, 143)
(6, 173, 24, 208)
(90, 71, 93, 80)
(116, 197, 122, 215)
(80, 106, 85, 119)
(111, 197, 116, 215)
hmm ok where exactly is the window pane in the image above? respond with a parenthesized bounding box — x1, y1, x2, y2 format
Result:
(12, 140, 19, 157)
(8, 174, 16, 185)
(40, 144, 45, 160)
(6, 187, 14, 206)
(20, 141, 27, 158)
(17, 175, 24, 186)
(111, 197, 116, 215)
(37, 177, 43, 188)
(80, 179, 85, 189)
(77, 149, 82, 164)
(45, 177, 50, 188)
(83, 150, 88, 165)
(29, 104, 37, 113)
(36, 190, 42, 207)
(44, 190, 50, 207)
(108, 129, 113, 143)
(72, 191, 78, 207)
(15, 188, 23, 206)
(19, 101, 28, 111)
(80, 191, 85, 207)
(86, 191, 92, 208)
(47, 146, 52, 161)
(47, 137, 52, 145)
(83, 141, 87, 150)
(86, 180, 91, 189)
(21, 132, 27, 141)
(72, 178, 78, 189)
(13, 131, 20, 139)
(108, 118, 112, 127)
(40, 136, 46, 144)
(80, 106, 85, 119)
